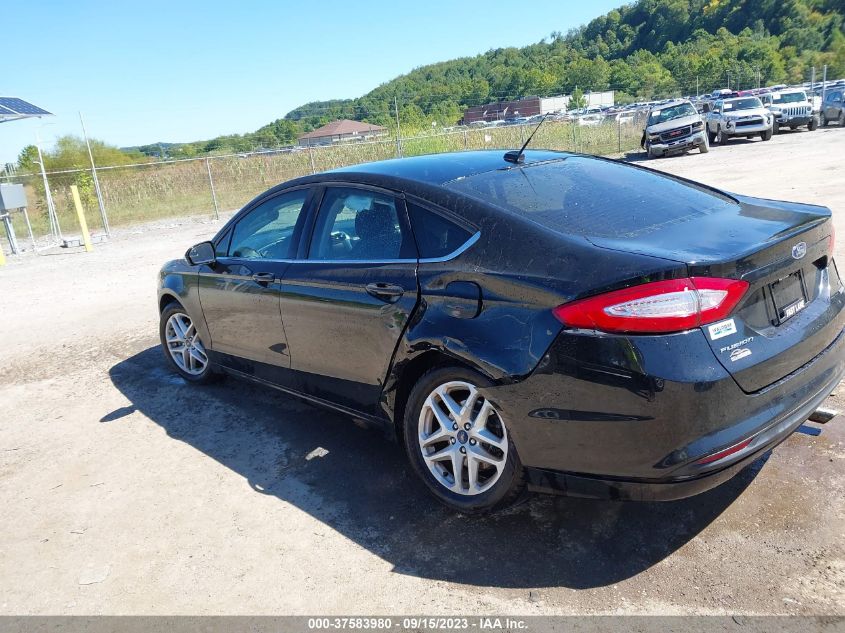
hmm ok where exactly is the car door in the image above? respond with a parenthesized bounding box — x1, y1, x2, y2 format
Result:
(278, 185, 419, 414)
(197, 187, 314, 379)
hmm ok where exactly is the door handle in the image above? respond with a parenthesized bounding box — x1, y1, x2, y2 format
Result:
(366, 282, 404, 300)
(252, 272, 275, 285)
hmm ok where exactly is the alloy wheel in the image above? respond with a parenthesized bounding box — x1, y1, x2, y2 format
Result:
(417, 380, 508, 496)
(165, 312, 209, 376)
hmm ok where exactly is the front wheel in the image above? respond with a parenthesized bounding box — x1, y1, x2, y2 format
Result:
(820, 112, 828, 127)
(160, 303, 217, 384)
(773, 121, 780, 135)
(402, 367, 525, 514)
(761, 128, 773, 141)
(808, 117, 818, 131)
(839, 112, 845, 126)
(698, 135, 710, 153)
(707, 127, 716, 144)
(715, 126, 728, 145)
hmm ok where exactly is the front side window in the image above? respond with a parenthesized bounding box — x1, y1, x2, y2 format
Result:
(228, 189, 309, 259)
(407, 202, 473, 259)
(309, 188, 412, 261)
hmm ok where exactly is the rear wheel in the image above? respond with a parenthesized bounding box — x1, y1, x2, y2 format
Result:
(402, 367, 525, 514)
(159, 303, 217, 384)
(821, 112, 828, 126)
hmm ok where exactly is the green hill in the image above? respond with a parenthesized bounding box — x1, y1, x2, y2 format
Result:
(149, 0, 845, 159)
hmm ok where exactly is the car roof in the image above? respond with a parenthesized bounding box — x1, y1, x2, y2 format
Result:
(651, 99, 690, 109)
(327, 149, 569, 185)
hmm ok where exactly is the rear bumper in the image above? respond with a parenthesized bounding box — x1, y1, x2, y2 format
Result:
(524, 355, 842, 500)
(482, 322, 845, 501)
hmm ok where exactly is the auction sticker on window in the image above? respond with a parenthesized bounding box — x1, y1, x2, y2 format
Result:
(708, 318, 737, 340)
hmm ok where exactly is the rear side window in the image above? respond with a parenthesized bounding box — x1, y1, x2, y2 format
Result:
(407, 202, 473, 259)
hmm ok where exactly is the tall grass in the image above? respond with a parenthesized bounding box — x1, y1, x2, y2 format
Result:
(4, 120, 643, 240)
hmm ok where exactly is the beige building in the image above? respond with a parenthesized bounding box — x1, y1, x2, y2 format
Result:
(297, 119, 389, 147)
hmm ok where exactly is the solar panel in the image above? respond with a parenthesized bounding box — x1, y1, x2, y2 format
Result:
(0, 105, 15, 115)
(0, 97, 51, 116)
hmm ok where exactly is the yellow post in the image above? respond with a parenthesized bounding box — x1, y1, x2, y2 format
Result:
(0, 247, 5, 266)
(70, 185, 93, 252)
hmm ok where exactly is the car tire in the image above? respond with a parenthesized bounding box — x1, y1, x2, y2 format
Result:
(839, 112, 845, 126)
(707, 128, 716, 144)
(159, 303, 218, 384)
(715, 126, 728, 145)
(699, 136, 709, 153)
(808, 117, 818, 131)
(761, 128, 773, 141)
(772, 121, 780, 135)
(402, 366, 525, 514)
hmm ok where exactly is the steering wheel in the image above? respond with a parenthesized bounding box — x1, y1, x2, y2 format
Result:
(330, 230, 353, 254)
(234, 246, 260, 259)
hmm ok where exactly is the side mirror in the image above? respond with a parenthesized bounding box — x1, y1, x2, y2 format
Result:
(186, 241, 216, 266)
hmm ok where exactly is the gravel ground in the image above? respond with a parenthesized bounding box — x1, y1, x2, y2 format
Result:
(1, 126, 843, 615)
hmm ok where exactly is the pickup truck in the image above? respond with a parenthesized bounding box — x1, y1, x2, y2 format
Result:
(641, 99, 708, 158)
(760, 89, 817, 133)
(704, 96, 773, 145)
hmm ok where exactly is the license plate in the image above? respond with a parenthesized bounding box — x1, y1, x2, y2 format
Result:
(770, 271, 807, 324)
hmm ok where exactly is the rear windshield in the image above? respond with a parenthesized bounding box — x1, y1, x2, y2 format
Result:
(444, 157, 737, 239)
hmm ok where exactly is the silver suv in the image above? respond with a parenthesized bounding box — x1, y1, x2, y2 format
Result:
(704, 96, 773, 145)
(760, 89, 817, 133)
(641, 99, 708, 158)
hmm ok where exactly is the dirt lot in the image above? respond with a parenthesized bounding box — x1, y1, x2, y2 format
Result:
(1, 127, 844, 615)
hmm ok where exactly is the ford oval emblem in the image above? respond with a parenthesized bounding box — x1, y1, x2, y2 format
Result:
(792, 242, 807, 260)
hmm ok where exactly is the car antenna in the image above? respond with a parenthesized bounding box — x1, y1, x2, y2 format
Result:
(504, 113, 549, 164)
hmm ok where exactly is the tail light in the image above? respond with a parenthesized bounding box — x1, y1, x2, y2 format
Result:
(553, 277, 749, 334)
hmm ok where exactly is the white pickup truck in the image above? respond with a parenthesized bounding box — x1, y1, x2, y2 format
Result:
(760, 89, 817, 133)
(703, 96, 774, 145)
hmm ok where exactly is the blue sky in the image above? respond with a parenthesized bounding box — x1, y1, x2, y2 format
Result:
(1, 0, 622, 165)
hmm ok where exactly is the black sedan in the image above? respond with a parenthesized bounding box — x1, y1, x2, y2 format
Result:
(158, 150, 844, 513)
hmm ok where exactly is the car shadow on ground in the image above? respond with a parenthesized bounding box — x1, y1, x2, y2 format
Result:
(106, 346, 765, 590)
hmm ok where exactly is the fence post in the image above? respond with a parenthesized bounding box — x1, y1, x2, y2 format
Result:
(205, 158, 220, 220)
(617, 119, 622, 154)
(308, 145, 316, 174)
(70, 185, 93, 253)
(79, 112, 110, 237)
(463, 129, 468, 150)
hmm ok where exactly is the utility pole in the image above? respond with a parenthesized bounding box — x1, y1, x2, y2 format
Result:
(811, 66, 815, 95)
(79, 112, 110, 237)
(822, 65, 828, 104)
(696, 76, 699, 97)
(393, 96, 403, 158)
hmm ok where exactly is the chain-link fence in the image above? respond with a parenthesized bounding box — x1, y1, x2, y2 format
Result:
(2, 117, 644, 243)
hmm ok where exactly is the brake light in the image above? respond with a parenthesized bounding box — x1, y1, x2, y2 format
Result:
(553, 277, 749, 334)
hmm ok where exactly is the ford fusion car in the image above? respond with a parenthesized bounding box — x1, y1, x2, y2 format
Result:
(157, 150, 844, 513)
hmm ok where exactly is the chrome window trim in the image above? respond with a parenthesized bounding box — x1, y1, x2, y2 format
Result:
(212, 231, 480, 266)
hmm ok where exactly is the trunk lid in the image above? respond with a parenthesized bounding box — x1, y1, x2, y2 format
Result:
(590, 194, 842, 392)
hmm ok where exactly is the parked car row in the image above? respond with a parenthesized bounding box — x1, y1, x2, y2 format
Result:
(643, 84, 844, 159)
